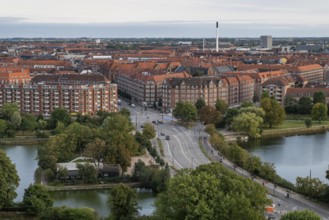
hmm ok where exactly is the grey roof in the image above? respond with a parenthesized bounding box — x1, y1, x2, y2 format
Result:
(168, 76, 222, 87)
(213, 65, 234, 74)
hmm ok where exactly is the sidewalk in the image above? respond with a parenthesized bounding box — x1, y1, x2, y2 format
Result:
(201, 130, 329, 219)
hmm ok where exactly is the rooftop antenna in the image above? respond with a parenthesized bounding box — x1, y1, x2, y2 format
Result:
(216, 21, 219, 52)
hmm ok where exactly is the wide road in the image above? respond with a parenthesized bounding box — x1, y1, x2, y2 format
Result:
(122, 101, 329, 219)
(121, 101, 210, 169)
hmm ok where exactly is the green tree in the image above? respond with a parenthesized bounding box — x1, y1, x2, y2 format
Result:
(231, 112, 263, 139)
(23, 184, 53, 216)
(260, 98, 285, 128)
(37, 119, 48, 130)
(41, 207, 98, 220)
(104, 132, 139, 171)
(143, 123, 156, 139)
(224, 107, 239, 127)
(77, 163, 99, 184)
(0, 149, 20, 209)
(102, 114, 134, 134)
(238, 106, 266, 119)
(227, 143, 248, 167)
(305, 119, 312, 128)
(108, 184, 139, 220)
(313, 91, 326, 105)
(10, 111, 21, 129)
(48, 108, 71, 129)
(261, 90, 270, 99)
(0, 103, 19, 120)
(311, 103, 327, 122)
(296, 176, 327, 199)
(0, 119, 7, 137)
(21, 113, 37, 131)
(259, 162, 276, 182)
(120, 107, 131, 119)
(240, 101, 253, 108)
(195, 98, 206, 112)
(173, 101, 197, 124)
(280, 209, 321, 220)
(215, 99, 228, 115)
(298, 96, 313, 114)
(284, 96, 298, 114)
(198, 105, 222, 125)
(84, 138, 107, 166)
(155, 163, 269, 220)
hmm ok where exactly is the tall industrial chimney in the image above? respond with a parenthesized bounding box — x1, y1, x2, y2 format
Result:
(216, 21, 219, 52)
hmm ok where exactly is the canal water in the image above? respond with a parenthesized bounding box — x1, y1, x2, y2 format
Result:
(0, 145, 156, 217)
(241, 132, 329, 183)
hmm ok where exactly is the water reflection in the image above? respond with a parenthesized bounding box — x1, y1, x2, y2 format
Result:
(0, 145, 38, 201)
(0, 145, 156, 217)
(241, 132, 329, 183)
(50, 189, 156, 217)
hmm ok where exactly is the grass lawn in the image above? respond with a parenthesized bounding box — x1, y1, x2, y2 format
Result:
(263, 120, 329, 130)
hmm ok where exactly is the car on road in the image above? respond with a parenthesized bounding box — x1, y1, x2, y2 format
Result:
(152, 120, 158, 125)
(131, 103, 136, 108)
(157, 120, 163, 124)
(160, 132, 165, 136)
(166, 135, 170, 140)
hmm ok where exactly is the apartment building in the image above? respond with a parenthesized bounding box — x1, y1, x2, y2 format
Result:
(0, 68, 31, 84)
(291, 64, 324, 83)
(286, 87, 329, 103)
(162, 75, 254, 111)
(117, 71, 190, 106)
(0, 74, 117, 117)
(261, 75, 305, 105)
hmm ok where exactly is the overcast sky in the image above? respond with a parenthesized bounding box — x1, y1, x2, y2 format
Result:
(1, 0, 329, 38)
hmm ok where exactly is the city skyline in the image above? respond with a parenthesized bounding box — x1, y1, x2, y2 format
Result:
(1, 0, 329, 37)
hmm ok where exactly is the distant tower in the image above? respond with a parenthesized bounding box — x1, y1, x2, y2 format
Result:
(203, 38, 205, 52)
(260, 35, 272, 49)
(216, 21, 219, 52)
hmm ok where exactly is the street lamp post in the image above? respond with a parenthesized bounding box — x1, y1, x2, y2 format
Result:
(172, 145, 175, 167)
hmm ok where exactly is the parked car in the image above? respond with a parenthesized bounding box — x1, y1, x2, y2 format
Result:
(131, 103, 136, 108)
(152, 120, 158, 125)
(160, 132, 165, 136)
(166, 135, 170, 140)
(157, 120, 163, 124)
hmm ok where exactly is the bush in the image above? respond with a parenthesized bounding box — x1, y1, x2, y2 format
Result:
(305, 119, 312, 128)
(36, 130, 50, 138)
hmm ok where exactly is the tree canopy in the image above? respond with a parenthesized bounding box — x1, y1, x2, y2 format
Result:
(311, 103, 327, 122)
(173, 101, 197, 124)
(0, 149, 20, 209)
(313, 91, 326, 105)
(260, 98, 285, 128)
(143, 123, 156, 139)
(0, 103, 19, 120)
(41, 207, 98, 220)
(215, 99, 228, 115)
(231, 112, 263, 139)
(23, 184, 53, 216)
(195, 98, 206, 112)
(48, 108, 71, 129)
(155, 163, 270, 220)
(108, 184, 139, 220)
(280, 210, 321, 220)
(199, 105, 222, 125)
